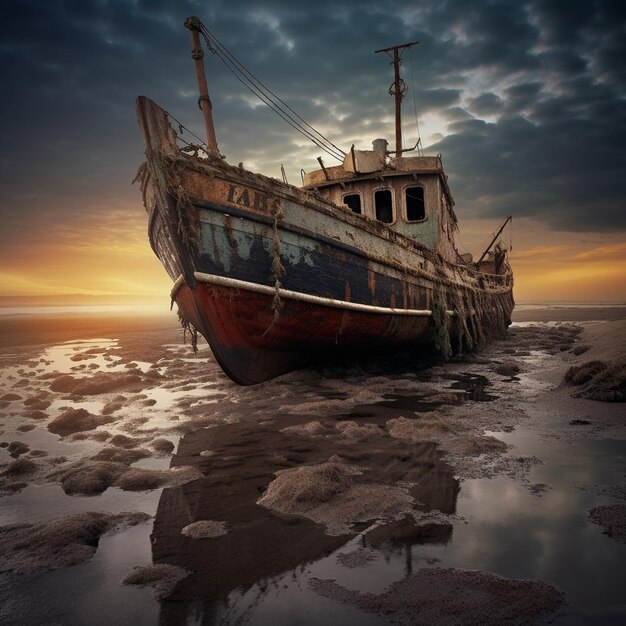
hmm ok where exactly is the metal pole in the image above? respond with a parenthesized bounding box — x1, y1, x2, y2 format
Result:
(375, 40, 419, 159)
(184, 17, 219, 155)
(477, 216, 513, 265)
(393, 48, 402, 157)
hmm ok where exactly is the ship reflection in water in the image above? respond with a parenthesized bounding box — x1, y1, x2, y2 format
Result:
(151, 405, 460, 625)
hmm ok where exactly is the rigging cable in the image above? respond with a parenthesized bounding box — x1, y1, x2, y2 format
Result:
(198, 23, 346, 162)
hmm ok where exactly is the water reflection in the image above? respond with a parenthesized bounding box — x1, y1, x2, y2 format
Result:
(151, 414, 459, 624)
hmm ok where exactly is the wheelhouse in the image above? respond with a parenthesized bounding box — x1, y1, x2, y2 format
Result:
(302, 140, 461, 264)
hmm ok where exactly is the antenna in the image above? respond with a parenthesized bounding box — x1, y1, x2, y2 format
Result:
(375, 40, 419, 158)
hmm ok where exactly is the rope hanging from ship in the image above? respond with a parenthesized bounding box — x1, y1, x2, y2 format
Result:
(189, 18, 346, 162)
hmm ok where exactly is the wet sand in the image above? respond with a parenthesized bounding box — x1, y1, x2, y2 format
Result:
(0, 306, 624, 625)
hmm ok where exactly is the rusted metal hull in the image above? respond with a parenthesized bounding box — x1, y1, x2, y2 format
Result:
(136, 96, 514, 385)
(173, 278, 433, 385)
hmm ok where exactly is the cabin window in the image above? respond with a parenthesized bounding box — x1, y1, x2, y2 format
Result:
(406, 186, 425, 221)
(343, 193, 361, 214)
(374, 189, 393, 223)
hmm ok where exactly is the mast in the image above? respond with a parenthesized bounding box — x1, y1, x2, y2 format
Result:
(184, 16, 219, 155)
(375, 40, 419, 158)
(477, 216, 513, 265)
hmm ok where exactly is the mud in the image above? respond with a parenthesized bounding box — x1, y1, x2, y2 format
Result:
(587, 504, 626, 543)
(181, 520, 228, 539)
(123, 564, 190, 599)
(47, 408, 116, 436)
(310, 567, 564, 625)
(0, 511, 150, 574)
(0, 312, 624, 624)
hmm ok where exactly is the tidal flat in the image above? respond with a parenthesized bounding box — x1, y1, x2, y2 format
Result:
(0, 306, 624, 625)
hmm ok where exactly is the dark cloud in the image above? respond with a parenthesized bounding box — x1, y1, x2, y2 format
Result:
(467, 93, 504, 117)
(0, 0, 625, 264)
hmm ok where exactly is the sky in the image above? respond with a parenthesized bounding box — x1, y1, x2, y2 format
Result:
(1, 0, 625, 303)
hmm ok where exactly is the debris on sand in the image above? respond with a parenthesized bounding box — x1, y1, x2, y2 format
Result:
(309, 567, 564, 626)
(0, 511, 151, 574)
(572, 345, 591, 356)
(122, 563, 190, 599)
(48, 408, 116, 436)
(587, 504, 626, 543)
(115, 466, 203, 491)
(181, 520, 228, 539)
(564, 358, 625, 402)
(258, 455, 414, 535)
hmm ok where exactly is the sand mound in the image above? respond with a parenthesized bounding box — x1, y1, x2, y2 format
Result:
(0, 393, 21, 401)
(23, 396, 51, 410)
(336, 547, 378, 568)
(0, 511, 151, 574)
(281, 421, 385, 442)
(494, 361, 521, 377)
(150, 438, 175, 454)
(258, 456, 413, 535)
(387, 416, 453, 442)
(335, 421, 386, 442)
(101, 396, 127, 415)
(48, 408, 116, 436)
(181, 520, 228, 539)
(7, 441, 29, 458)
(115, 466, 203, 491)
(1, 458, 37, 477)
(282, 421, 331, 437)
(92, 447, 150, 464)
(259, 455, 362, 508)
(310, 567, 564, 625)
(47, 460, 127, 495)
(22, 409, 48, 421)
(109, 434, 143, 449)
(588, 504, 626, 543)
(50, 373, 145, 396)
(122, 563, 189, 598)
(564, 358, 626, 402)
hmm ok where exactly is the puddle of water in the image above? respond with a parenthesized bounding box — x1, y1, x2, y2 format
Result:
(38, 339, 121, 375)
(0, 482, 161, 525)
(0, 522, 158, 626)
(443, 373, 498, 401)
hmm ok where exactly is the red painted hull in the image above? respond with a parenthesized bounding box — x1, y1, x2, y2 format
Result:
(175, 282, 431, 385)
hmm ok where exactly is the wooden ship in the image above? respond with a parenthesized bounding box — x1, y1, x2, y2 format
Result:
(135, 16, 514, 385)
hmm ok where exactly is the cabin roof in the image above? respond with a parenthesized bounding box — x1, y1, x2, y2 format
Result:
(302, 153, 456, 213)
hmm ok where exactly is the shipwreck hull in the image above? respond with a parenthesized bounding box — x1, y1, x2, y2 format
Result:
(137, 96, 514, 385)
(172, 275, 434, 384)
